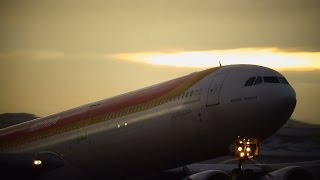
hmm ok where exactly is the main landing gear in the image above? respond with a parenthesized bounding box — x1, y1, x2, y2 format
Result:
(230, 137, 260, 180)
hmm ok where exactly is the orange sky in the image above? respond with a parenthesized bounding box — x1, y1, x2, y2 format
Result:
(112, 48, 320, 70)
(0, 0, 320, 124)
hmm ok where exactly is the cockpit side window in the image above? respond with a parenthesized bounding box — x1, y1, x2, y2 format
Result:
(245, 77, 256, 86)
(278, 77, 289, 84)
(263, 77, 280, 83)
(254, 76, 263, 85)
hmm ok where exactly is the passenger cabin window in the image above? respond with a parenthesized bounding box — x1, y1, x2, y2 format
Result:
(245, 77, 256, 86)
(263, 77, 280, 83)
(195, 89, 198, 95)
(278, 77, 289, 84)
(254, 76, 263, 85)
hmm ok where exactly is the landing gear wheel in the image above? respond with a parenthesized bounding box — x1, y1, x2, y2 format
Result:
(238, 159, 244, 172)
(231, 168, 255, 180)
(244, 169, 255, 180)
(231, 168, 242, 180)
(230, 137, 260, 180)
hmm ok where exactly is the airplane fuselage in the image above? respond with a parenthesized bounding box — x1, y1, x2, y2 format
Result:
(0, 65, 296, 178)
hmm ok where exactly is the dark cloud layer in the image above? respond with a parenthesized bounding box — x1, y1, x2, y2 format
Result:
(1, 0, 320, 53)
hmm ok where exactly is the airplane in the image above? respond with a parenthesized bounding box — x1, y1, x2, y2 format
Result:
(0, 64, 300, 179)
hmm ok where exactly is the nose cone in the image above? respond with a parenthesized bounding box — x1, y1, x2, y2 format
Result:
(272, 84, 296, 121)
(244, 81, 297, 139)
(259, 83, 296, 138)
(278, 82, 296, 102)
(284, 86, 296, 110)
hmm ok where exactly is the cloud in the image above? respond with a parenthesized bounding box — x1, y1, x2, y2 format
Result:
(31, 50, 65, 60)
(0, 50, 112, 62)
(111, 48, 320, 70)
(0, 50, 65, 61)
(1, 0, 320, 53)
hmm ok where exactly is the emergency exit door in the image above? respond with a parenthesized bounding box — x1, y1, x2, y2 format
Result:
(206, 73, 227, 106)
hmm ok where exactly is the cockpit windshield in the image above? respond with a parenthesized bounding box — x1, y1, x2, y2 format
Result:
(263, 77, 280, 83)
(244, 77, 256, 86)
(244, 76, 289, 86)
(254, 76, 263, 85)
(278, 77, 289, 84)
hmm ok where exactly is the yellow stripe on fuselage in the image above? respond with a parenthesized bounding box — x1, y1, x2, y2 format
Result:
(0, 67, 220, 151)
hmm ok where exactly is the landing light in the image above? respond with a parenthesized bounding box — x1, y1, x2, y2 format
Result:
(33, 160, 42, 166)
(233, 137, 260, 159)
(240, 152, 245, 157)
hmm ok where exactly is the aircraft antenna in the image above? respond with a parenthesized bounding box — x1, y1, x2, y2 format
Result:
(219, 61, 222, 67)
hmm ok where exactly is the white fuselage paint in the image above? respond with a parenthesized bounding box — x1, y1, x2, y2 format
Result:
(0, 65, 296, 179)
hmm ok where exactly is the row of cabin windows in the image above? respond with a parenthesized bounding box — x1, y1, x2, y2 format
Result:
(2, 87, 204, 148)
(181, 89, 202, 99)
(19, 116, 108, 148)
(21, 116, 104, 148)
(2, 88, 205, 149)
(99, 88, 203, 121)
(245, 76, 289, 86)
(1, 121, 90, 149)
(4, 129, 57, 149)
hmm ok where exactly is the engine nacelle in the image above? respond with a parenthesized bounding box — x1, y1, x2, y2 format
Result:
(260, 166, 314, 180)
(184, 170, 230, 180)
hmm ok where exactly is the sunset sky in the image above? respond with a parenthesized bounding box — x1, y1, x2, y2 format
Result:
(1, 0, 320, 124)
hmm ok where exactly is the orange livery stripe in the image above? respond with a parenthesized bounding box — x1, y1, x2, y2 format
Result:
(0, 67, 219, 150)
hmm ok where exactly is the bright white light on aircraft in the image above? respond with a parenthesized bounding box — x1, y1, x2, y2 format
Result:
(33, 160, 42, 165)
(238, 147, 243, 151)
(111, 48, 320, 70)
(247, 142, 250, 144)
(246, 147, 251, 152)
(240, 152, 245, 157)
(239, 141, 242, 144)
(124, 123, 127, 126)
(117, 125, 120, 128)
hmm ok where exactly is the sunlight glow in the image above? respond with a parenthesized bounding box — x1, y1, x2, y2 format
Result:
(111, 48, 320, 70)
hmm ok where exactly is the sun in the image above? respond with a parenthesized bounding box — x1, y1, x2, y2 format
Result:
(111, 48, 320, 70)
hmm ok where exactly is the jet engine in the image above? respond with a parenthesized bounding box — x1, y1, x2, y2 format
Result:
(183, 170, 230, 180)
(260, 166, 314, 180)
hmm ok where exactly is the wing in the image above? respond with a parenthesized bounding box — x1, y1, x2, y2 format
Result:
(164, 160, 320, 180)
(0, 151, 64, 178)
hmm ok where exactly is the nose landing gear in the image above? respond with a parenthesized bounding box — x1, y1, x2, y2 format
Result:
(230, 137, 260, 180)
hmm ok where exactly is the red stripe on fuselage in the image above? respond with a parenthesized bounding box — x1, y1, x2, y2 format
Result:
(0, 73, 193, 145)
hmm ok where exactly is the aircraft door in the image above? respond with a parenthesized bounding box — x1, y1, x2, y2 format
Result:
(206, 73, 227, 106)
(78, 104, 99, 140)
